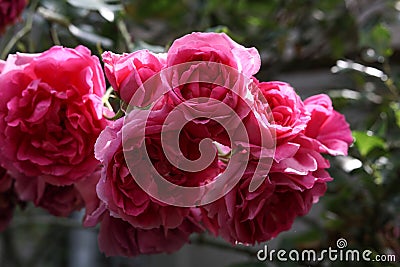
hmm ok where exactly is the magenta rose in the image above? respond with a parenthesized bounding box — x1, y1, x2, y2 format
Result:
(304, 94, 353, 156)
(0, 0, 27, 34)
(102, 50, 166, 104)
(0, 45, 109, 186)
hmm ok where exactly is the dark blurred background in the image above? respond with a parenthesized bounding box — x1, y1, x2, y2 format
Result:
(0, 0, 399, 266)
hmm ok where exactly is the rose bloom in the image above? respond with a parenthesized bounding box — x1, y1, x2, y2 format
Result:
(0, 0, 27, 34)
(78, 161, 203, 257)
(201, 157, 331, 245)
(95, 113, 218, 229)
(167, 32, 260, 77)
(304, 94, 353, 156)
(102, 50, 166, 104)
(200, 83, 352, 245)
(258, 81, 310, 142)
(90, 114, 208, 256)
(0, 45, 109, 188)
(0, 167, 17, 232)
(162, 32, 263, 146)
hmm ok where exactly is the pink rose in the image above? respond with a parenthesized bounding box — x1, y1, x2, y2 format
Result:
(201, 163, 331, 245)
(83, 116, 206, 256)
(160, 33, 263, 146)
(200, 85, 350, 245)
(0, 45, 109, 186)
(167, 32, 261, 77)
(94, 115, 218, 229)
(102, 50, 166, 104)
(0, 0, 27, 34)
(258, 81, 310, 141)
(304, 94, 353, 156)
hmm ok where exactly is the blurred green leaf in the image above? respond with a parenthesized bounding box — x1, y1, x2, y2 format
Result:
(352, 131, 387, 157)
(360, 23, 393, 58)
(390, 102, 400, 128)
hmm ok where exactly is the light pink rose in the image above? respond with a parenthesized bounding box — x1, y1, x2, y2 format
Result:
(0, 0, 27, 34)
(102, 50, 166, 104)
(0, 46, 109, 186)
(304, 94, 353, 156)
(0, 167, 17, 232)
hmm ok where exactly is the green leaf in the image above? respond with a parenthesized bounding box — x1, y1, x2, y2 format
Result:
(352, 131, 387, 157)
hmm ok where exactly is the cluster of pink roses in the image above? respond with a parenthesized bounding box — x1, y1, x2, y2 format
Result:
(0, 32, 352, 257)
